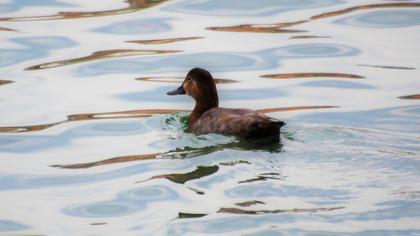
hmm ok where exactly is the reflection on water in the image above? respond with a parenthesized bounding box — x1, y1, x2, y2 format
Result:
(0, 0, 419, 235)
(0, 220, 30, 232)
(290, 35, 331, 39)
(94, 18, 172, 35)
(25, 49, 180, 70)
(311, 3, 420, 20)
(0, 36, 76, 67)
(127, 36, 203, 45)
(164, 0, 343, 17)
(0, 0, 75, 14)
(0, 26, 17, 31)
(301, 80, 375, 89)
(64, 185, 178, 218)
(0, 109, 185, 133)
(235, 200, 265, 207)
(208, 21, 308, 34)
(0, 106, 334, 134)
(0, 120, 149, 153)
(226, 183, 350, 200)
(296, 106, 420, 134)
(136, 76, 239, 84)
(399, 94, 420, 100)
(208, 3, 420, 33)
(52, 153, 158, 169)
(0, 80, 13, 86)
(217, 206, 344, 215)
(119, 86, 287, 102)
(358, 64, 416, 70)
(148, 165, 219, 184)
(76, 43, 359, 76)
(261, 72, 364, 79)
(335, 9, 420, 28)
(178, 212, 207, 219)
(0, 0, 169, 21)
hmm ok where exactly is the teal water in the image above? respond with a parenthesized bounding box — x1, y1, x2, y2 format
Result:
(0, 0, 419, 235)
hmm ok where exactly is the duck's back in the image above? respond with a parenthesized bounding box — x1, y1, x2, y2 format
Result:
(191, 108, 284, 141)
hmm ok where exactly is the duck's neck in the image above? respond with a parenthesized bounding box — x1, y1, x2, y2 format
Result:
(188, 96, 218, 128)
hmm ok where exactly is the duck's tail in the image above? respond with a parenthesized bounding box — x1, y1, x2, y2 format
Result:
(246, 120, 285, 143)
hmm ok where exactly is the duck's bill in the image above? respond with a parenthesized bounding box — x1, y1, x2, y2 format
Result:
(167, 86, 186, 95)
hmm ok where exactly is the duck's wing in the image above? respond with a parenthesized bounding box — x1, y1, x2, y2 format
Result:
(193, 108, 284, 138)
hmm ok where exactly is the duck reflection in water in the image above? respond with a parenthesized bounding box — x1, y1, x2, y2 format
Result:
(167, 68, 285, 145)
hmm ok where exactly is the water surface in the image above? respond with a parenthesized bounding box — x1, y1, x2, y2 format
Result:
(0, 0, 419, 235)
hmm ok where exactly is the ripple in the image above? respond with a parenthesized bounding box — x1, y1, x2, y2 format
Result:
(0, 80, 13, 86)
(301, 80, 375, 89)
(0, 106, 335, 134)
(296, 105, 420, 134)
(52, 153, 158, 169)
(235, 200, 265, 207)
(0, 109, 184, 133)
(218, 206, 344, 215)
(0, 120, 148, 153)
(135, 76, 239, 84)
(164, 0, 342, 17)
(261, 73, 363, 79)
(0, 135, 59, 153)
(0, 49, 40, 68)
(238, 174, 284, 184)
(335, 9, 420, 28)
(226, 183, 349, 200)
(178, 212, 207, 219)
(207, 21, 307, 34)
(243, 229, 420, 236)
(67, 121, 148, 136)
(157, 53, 251, 72)
(118, 86, 286, 102)
(0, 162, 167, 190)
(77, 52, 258, 75)
(168, 215, 294, 235)
(257, 106, 338, 113)
(54, 140, 280, 170)
(0, 26, 18, 32)
(320, 200, 420, 222)
(0, 0, 75, 14)
(358, 64, 416, 70)
(76, 43, 359, 76)
(0, 36, 76, 68)
(146, 165, 219, 184)
(127, 36, 203, 45)
(267, 43, 359, 58)
(168, 210, 420, 235)
(0, 220, 30, 232)
(25, 49, 180, 70)
(208, 3, 420, 33)
(65, 202, 137, 218)
(52, 129, 313, 170)
(94, 18, 171, 35)
(0, 0, 169, 21)
(290, 35, 331, 39)
(311, 3, 420, 20)
(64, 185, 177, 218)
(16, 36, 76, 49)
(399, 94, 420, 100)
(153, 53, 258, 71)
(122, 185, 178, 201)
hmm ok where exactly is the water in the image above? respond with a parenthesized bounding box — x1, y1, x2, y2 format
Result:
(0, 0, 419, 235)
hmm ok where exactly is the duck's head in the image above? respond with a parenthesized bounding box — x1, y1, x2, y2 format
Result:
(167, 68, 219, 108)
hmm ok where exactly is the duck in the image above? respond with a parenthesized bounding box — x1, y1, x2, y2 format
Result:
(167, 68, 285, 142)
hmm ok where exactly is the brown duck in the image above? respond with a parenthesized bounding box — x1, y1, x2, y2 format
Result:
(167, 68, 285, 142)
